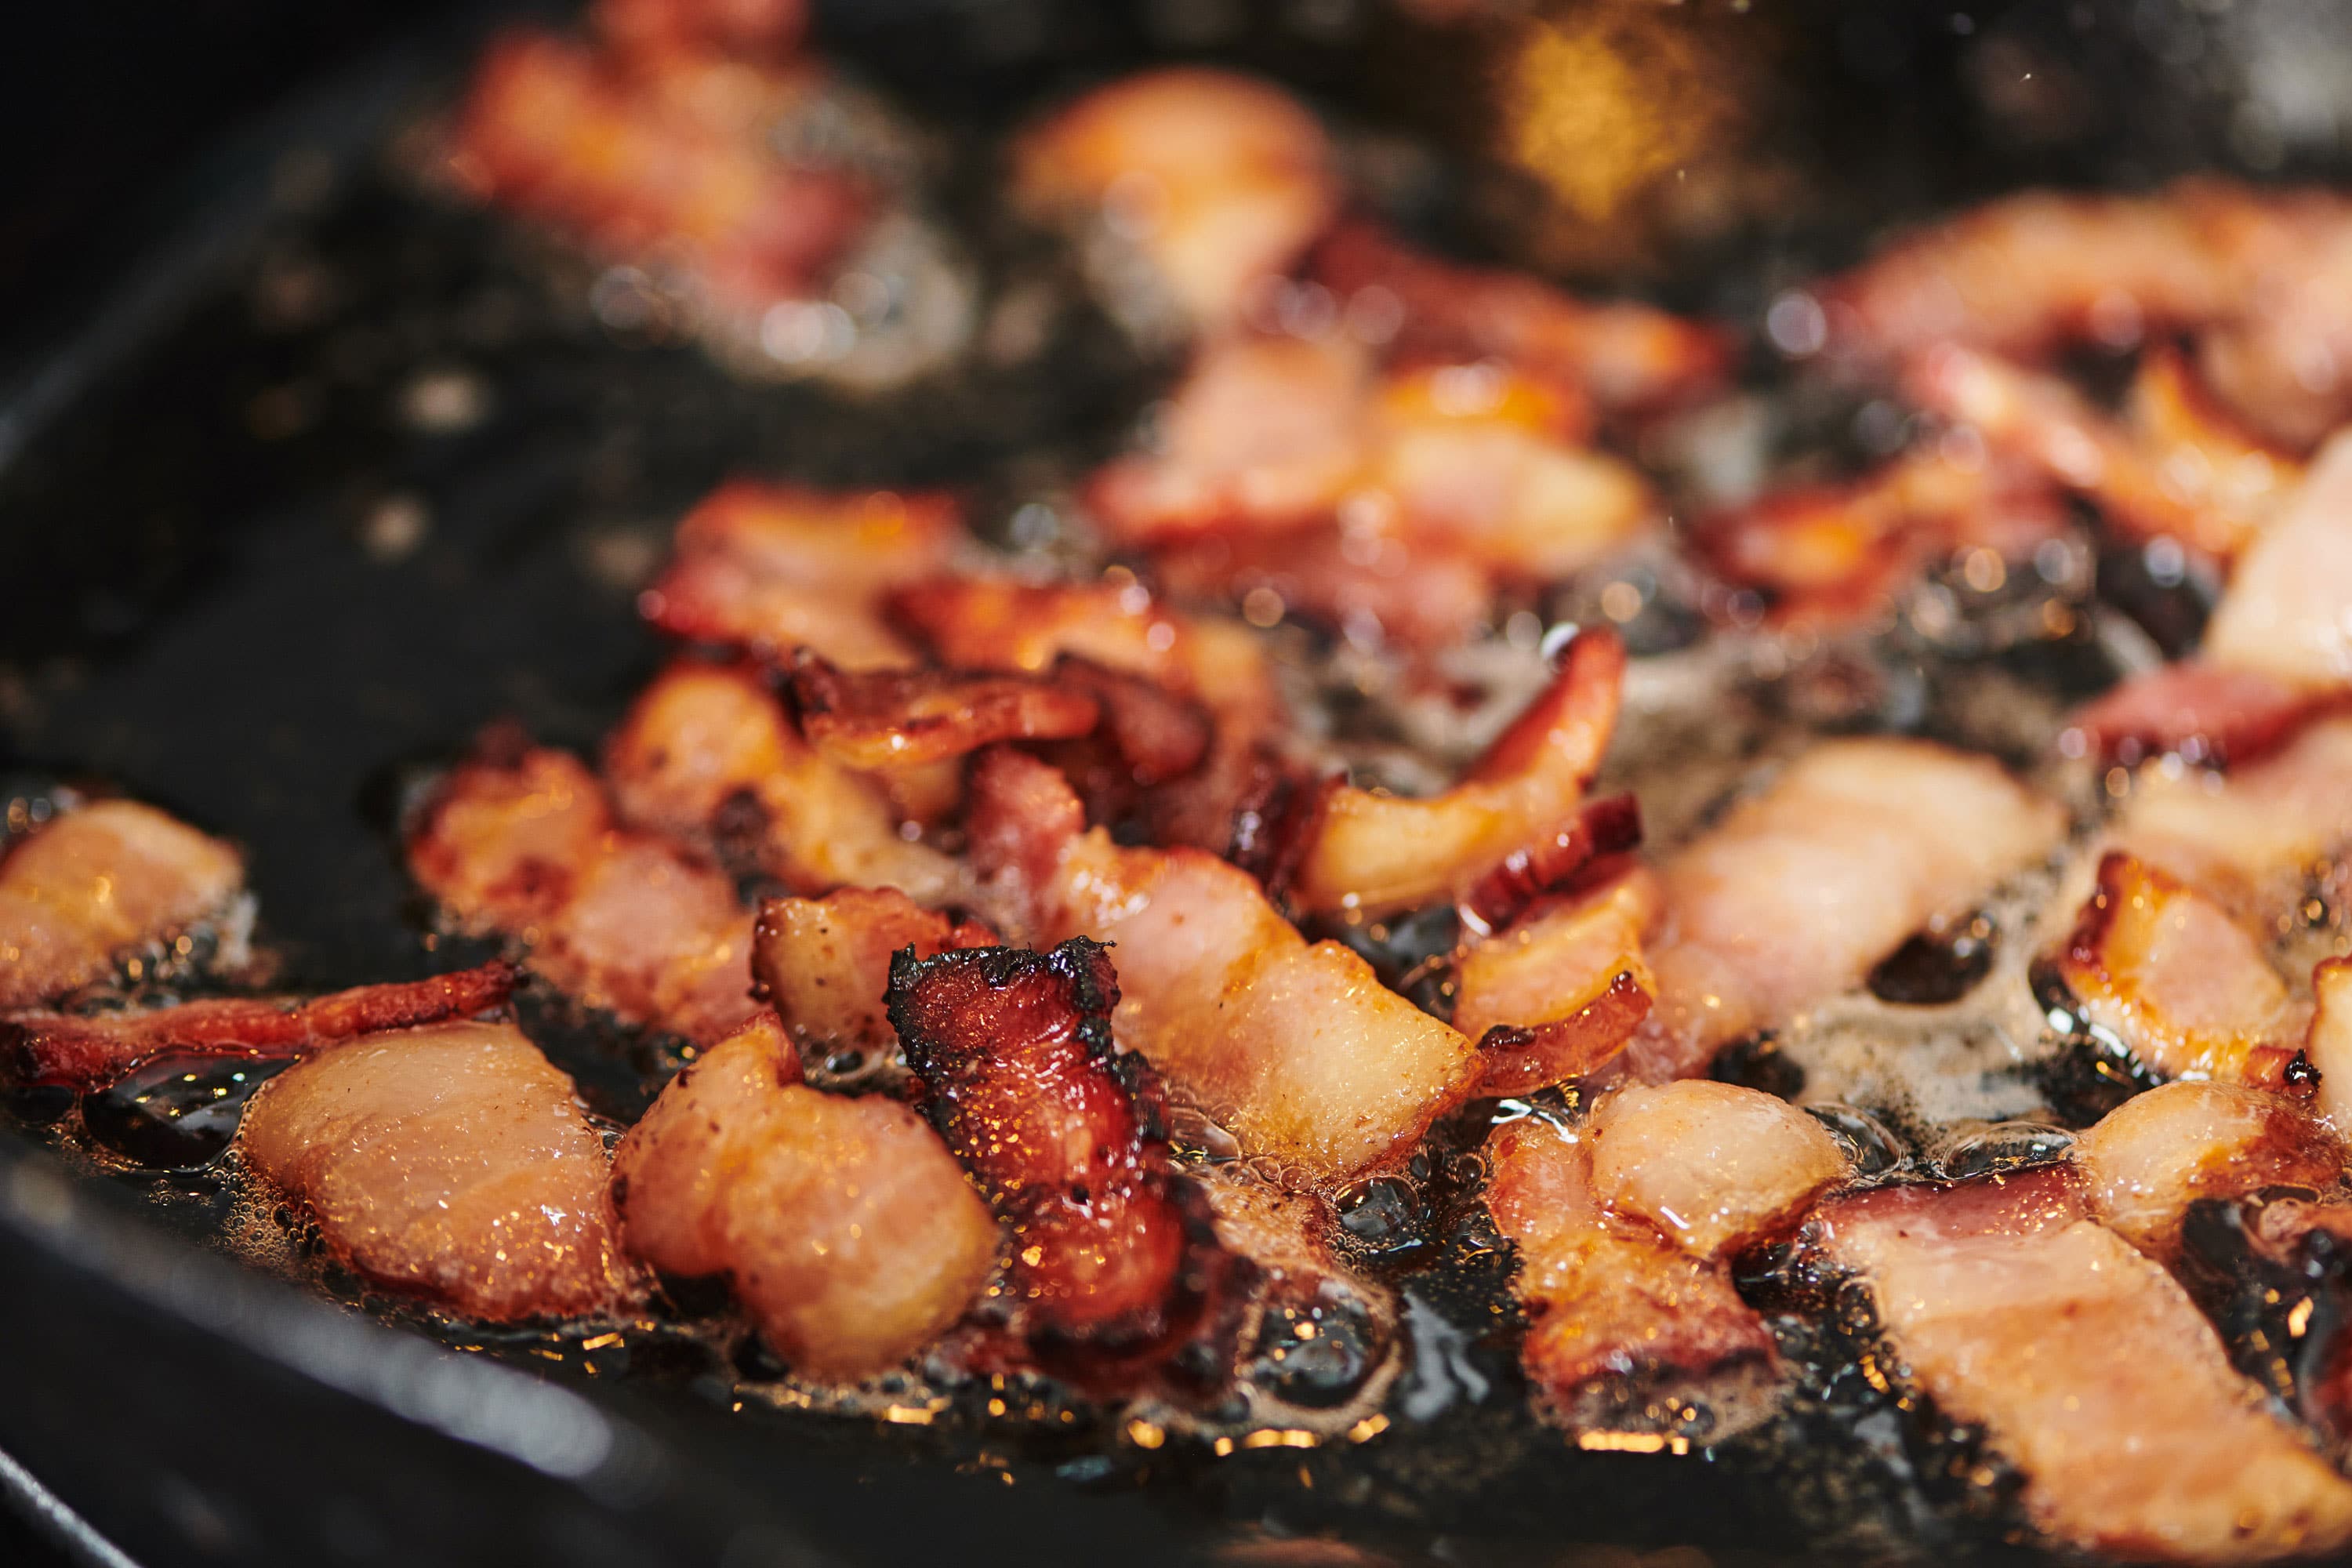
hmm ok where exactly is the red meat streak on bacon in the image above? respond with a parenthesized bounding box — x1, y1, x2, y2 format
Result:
(889, 939, 1249, 1389)
(2, 962, 517, 1091)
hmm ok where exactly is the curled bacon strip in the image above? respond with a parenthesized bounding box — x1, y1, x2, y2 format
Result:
(2, 962, 517, 1091)
(1456, 866, 1657, 1098)
(0, 801, 245, 1011)
(750, 887, 994, 1065)
(789, 654, 1102, 770)
(1286, 626, 1624, 917)
(407, 739, 758, 1042)
(888, 939, 1247, 1387)
(1457, 790, 1642, 938)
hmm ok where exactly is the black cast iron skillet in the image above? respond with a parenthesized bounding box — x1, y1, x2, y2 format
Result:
(2, 2, 2343, 1563)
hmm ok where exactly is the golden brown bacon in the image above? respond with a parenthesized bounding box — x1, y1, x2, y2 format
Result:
(2073, 1080, 2343, 1261)
(613, 1013, 997, 1379)
(750, 887, 994, 1065)
(1305, 218, 1732, 414)
(603, 661, 958, 904)
(2, 962, 517, 1091)
(2049, 851, 2303, 1088)
(406, 742, 759, 1042)
(2205, 430, 2352, 691)
(0, 801, 245, 1011)
(1287, 628, 1624, 917)
(1632, 738, 2064, 1081)
(1011, 68, 1337, 330)
(1487, 1083, 1846, 1439)
(889, 940, 1247, 1385)
(1454, 866, 1657, 1098)
(1811, 1168, 2352, 1562)
(788, 654, 1103, 770)
(241, 1022, 636, 1321)
(967, 746, 1473, 1182)
(640, 484, 963, 670)
(1457, 791, 1643, 938)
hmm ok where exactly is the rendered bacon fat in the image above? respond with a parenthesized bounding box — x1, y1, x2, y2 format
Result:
(406, 742, 758, 1042)
(1288, 627, 1624, 917)
(2, 962, 517, 1091)
(1811, 1169, 2352, 1562)
(1487, 1083, 1846, 1438)
(2073, 1080, 2343, 1259)
(604, 661, 957, 903)
(613, 1013, 996, 1378)
(241, 1022, 633, 1320)
(0, 801, 244, 1011)
(1632, 738, 2063, 1080)
(968, 747, 1472, 1181)
(750, 887, 993, 1065)
(890, 940, 1245, 1381)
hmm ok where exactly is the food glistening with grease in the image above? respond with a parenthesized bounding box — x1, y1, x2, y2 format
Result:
(27, 6, 2352, 1560)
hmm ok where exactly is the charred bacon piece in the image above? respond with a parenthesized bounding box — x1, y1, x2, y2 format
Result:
(0, 800, 245, 1011)
(2047, 850, 2302, 1089)
(604, 661, 958, 904)
(1454, 866, 1656, 1098)
(1287, 628, 1625, 919)
(889, 939, 1248, 1388)
(2, 962, 516, 1091)
(614, 1012, 997, 1380)
(1632, 738, 2063, 1082)
(967, 746, 1473, 1183)
(789, 653, 1102, 770)
(641, 483, 962, 670)
(240, 1021, 637, 1321)
(406, 741, 759, 1043)
(2073, 1080, 2343, 1261)
(1487, 1082, 1848, 1441)
(750, 887, 994, 1069)
(1810, 1167, 2352, 1562)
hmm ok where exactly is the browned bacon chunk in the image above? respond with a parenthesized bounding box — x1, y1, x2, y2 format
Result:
(1287, 628, 1624, 917)
(2115, 715, 2352, 898)
(613, 1013, 997, 1378)
(1487, 1083, 1846, 1439)
(2205, 430, 2352, 691)
(603, 661, 958, 904)
(789, 654, 1102, 769)
(2074, 1080, 2343, 1260)
(968, 747, 1473, 1182)
(1454, 866, 1657, 1098)
(2, 962, 517, 1091)
(240, 1022, 635, 1321)
(889, 940, 1247, 1385)
(406, 742, 758, 1042)
(1812, 1168, 2352, 1562)
(750, 887, 994, 1065)
(0, 801, 244, 1011)
(640, 483, 962, 670)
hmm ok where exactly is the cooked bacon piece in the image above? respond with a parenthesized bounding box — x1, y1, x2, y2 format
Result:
(640, 484, 963, 670)
(241, 1022, 634, 1321)
(889, 940, 1246, 1383)
(2068, 661, 2328, 771)
(407, 742, 758, 1042)
(1307, 218, 1732, 413)
(604, 662, 958, 904)
(613, 1013, 996, 1379)
(1488, 1083, 1846, 1439)
(1632, 739, 2063, 1082)
(1457, 792, 1643, 938)
(789, 654, 1102, 770)
(750, 887, 993, 1065)
(1455, 867, 1657, 1097)
(0, 801, 243, 1011)
(2074, 1080, 2343, 1260)
(1288, 629, 1625, 918)
(2050, 851, 2301, 1087)
(2205, 430, 2352, 691)
(1149, 524, 1494, 654)
(2, 962, 517, 1091)
(968, 747, 1472, 1181)
(1011, 68, 1337, 330)
(1812, 1168, 2352, 1562)
(2125, 342, 2303, 542)
(2304, 960, 2352, 1138)
(452, 33, 866, 314)
(2117, 716, 2352, 896)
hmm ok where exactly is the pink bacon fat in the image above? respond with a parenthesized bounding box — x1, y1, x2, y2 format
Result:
(240, 1020, 637, 1322)
(2, 961, 517, 1092)
(612, 1012, 998, 1381)
(0, 800, 245, 1011)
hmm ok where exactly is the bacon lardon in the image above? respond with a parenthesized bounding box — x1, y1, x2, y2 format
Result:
(406, 742, 758, 1042)
(1454, 866, 1657, 1098)
(613, 1013, 997, 1379)
(1810, 1168, 2352, 1563)
(788, 654, 1103, 770)
(750, 887, 993, 1066)
(2073, 1080, 2343, 1261)
(2, 962, 516, 1091)
(240, 1021, 636, 1322)
(888, 939, 1248, 1387)
(967, 746, 1473, 1182)
(0, 800, 245, 1011)
(604, 661, 958, 904)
